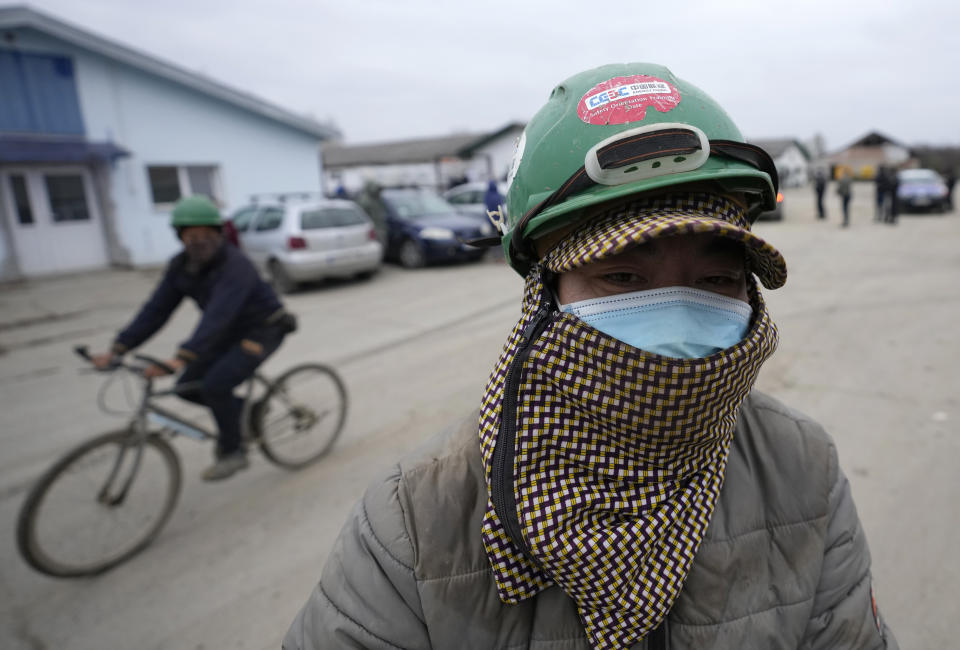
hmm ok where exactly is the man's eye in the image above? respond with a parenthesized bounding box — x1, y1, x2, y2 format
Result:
(602, 272, 645, 284)
(699, 275, 738, 286)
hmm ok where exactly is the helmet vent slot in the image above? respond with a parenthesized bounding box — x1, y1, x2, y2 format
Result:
(585, 123, 710, 186)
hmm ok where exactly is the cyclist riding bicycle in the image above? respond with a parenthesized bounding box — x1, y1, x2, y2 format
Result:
(92, 195, 296, 481)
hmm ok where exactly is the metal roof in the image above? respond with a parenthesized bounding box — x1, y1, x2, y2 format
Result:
(0, 5, 339, 140)
(750, 138, 810, 160)
(845, 131, 905, 149)
(322, 122, 525, 169)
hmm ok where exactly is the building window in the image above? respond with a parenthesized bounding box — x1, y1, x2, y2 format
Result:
(10, 174, 34, 224)
(147, 165, 221, 206)
(0, 49, 85, 135)
(44, 174, 90, 222)
(147, 166, 181, 204)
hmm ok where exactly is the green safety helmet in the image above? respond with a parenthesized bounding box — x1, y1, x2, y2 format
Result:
(171, 195, 222, 228)
(499, 63, 778, 274)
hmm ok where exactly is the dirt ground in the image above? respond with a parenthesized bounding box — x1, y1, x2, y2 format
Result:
(1, 182, 956, 649)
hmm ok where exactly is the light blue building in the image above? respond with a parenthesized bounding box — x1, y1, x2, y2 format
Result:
(0, 5, 338, 279)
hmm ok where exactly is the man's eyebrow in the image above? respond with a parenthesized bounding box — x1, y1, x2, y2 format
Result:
(699, 237, 745, 257)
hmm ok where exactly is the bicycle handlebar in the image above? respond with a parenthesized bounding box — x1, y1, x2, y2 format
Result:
(74, 345, 121, 371)
(74, 345, 177, 376)
(132, 354, 178, 376)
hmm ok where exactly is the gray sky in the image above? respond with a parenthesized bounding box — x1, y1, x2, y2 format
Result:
(25, 0, 960, 150)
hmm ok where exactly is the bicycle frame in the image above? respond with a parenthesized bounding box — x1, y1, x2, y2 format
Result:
(134, 372, 273, 441)
(99, 367, 271, 506)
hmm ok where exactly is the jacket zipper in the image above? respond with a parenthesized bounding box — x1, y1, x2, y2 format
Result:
(647, 622, 667, 650)
(490, 303, 555, 562)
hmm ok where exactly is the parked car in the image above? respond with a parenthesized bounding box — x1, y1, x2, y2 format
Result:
(443, 181, 508, 222)
(228, 197, 383, 293)
(896, 169, 949, 213)
(756, 190, 785, 221)
(362, 187, 494, 268)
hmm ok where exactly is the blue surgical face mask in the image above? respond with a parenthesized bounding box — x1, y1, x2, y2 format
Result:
(560, 286, 753, 359)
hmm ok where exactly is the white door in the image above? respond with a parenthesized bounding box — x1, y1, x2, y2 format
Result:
(1, 167, 109, 275)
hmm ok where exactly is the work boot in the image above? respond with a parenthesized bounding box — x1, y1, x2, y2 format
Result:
(201, 452, 249, 482)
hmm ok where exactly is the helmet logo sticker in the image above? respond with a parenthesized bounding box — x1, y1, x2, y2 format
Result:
(578, 75, 681, 126)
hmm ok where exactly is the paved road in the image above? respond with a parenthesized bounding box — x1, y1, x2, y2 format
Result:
(1, 185, 957, 649)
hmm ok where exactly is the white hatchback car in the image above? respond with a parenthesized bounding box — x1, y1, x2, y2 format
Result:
(229, 197, 383, 292)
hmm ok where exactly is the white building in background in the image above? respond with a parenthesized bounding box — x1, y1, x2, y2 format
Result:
(750, 138, 812, 188)
(0, 6, 338, 280)
(823, 132, 914, 180)
(322, 123, 525, 194)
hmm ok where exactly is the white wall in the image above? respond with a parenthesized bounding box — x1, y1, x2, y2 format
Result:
(10, 28, 323, 266)
(469, 128, 523, 182)
(329, 161, 455, 194)
(883, 144, 910, 165)
(776, 145, 810, 188)
(323, 127, 523, 195)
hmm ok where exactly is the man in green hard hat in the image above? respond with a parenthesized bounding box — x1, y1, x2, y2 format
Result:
(285, 64, 896, 649)
(92, 196, 294, 481)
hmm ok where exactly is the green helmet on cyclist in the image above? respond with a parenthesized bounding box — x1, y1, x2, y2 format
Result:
(171, 196, 222, 230)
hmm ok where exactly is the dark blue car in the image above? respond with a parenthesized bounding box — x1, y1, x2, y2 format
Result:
(378, 188, 495, 268)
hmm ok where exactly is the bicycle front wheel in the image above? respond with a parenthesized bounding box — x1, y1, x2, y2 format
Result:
(16, 430, 182, 578)
(256, 363, 347, 469)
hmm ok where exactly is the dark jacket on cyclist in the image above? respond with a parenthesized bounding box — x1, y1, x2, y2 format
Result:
(113, 242, 282, 362)
(113, 242, 287, 459)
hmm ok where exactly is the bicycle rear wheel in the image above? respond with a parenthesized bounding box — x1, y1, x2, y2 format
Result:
(16, 430, 182, 578)
(256, 363, 347, 469)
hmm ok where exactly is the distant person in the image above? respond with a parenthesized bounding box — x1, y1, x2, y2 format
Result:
(285, 62, 896, 650)
(483, 179, 504, 215)
(333, 184, 349, 199)
(814, 168, 828, 220)
(90, 196, 295, 481)
(886, 170, 900, 224)
(945, 169, 956, 211)
(837, 169, 853, 227)
(354, 180, 387, 243)
(874, 167, 889, 222)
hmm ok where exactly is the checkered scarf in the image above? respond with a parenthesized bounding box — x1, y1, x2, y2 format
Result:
(479, 267, 778, 649)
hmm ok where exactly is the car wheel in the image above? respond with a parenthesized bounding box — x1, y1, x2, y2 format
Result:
(268, 260, 297, 294)
(398, 239, 426, 269)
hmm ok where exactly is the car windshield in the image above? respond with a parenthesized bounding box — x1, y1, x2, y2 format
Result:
(899, 169, 940, 183)
(383, 191, 453, 220)
(300, 206, 367, 229)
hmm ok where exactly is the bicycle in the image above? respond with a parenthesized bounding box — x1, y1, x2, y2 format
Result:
(16, 345, 347, 578)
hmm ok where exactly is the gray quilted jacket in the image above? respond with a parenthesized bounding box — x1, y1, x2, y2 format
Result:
(284, 392, 897, 649)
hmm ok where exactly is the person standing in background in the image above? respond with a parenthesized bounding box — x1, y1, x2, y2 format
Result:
(814, 168, 828, 220)
(886, 170, 900, 224)
(483, 179, 504, 216)
(874, 167, 888, 222)
(944, 169, 956, 211)
(837, 168, 853, 227)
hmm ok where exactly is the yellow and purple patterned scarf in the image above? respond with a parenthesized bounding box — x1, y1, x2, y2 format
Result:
(479, 195, 781, 649)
